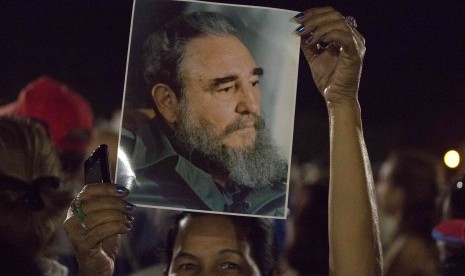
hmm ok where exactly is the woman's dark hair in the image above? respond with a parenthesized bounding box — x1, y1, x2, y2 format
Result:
(164, 212, 278, 275)
(386, 150, 443, 239)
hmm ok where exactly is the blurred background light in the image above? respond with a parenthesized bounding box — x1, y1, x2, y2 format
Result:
(444, 150, 460, 169)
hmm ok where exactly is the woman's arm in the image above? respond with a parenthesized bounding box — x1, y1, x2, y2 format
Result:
(294, 7, 382, 275)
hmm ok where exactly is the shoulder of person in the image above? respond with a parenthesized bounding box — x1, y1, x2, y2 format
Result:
(120, 127, 137, 157)
(397, 235, 439, 275)
(120, 117, 155, 157)
(120, 108, 156, 150)
(401, 235, 436, 254)
(246, 183, 287, 217)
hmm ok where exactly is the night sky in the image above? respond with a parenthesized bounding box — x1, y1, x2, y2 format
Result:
(2, 0, 465, 165)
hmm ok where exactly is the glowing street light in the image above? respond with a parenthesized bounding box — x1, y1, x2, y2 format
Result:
(444, 150, 460, 169)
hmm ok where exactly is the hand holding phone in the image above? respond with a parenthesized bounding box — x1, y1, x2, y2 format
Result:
(84, 144, 111, 184)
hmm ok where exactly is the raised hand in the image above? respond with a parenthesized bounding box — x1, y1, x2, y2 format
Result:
(294, 7, 366, 104)
(63, 183, 135, 276)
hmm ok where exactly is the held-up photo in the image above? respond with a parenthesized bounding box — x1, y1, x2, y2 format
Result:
(116, 0, 300, 218)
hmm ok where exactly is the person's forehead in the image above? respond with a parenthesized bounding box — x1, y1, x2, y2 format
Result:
(184, 35, 249, 56)
(179, 215, 245, 240)
(174, 215, 249, 251)
(181, 35, 258, 78)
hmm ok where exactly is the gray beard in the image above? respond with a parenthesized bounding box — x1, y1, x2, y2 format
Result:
(173, 102, 286, 189)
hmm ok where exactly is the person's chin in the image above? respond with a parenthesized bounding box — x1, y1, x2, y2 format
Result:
(223, 130, 257, 150)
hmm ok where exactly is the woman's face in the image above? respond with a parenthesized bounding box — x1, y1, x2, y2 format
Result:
(0, 174, 65, 255)
(167, 215, 261, 276)
(0, 188, 39, 253)
(376, 161, 404, 216)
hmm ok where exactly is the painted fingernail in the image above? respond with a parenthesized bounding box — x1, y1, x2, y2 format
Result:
(293, 12, 305, 20)
(294, 25, 305, 35)
(125, 201, 135, 211)
(115, 185, 128, 194)
(125, 222, 133, 230)
(305, 34, 313, 45)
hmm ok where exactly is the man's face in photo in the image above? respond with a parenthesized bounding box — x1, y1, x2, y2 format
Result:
(171, 35, 285, 187)
(178, 35, 263, 150)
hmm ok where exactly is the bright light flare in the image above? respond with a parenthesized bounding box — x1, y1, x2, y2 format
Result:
(444, 150, 460, 169)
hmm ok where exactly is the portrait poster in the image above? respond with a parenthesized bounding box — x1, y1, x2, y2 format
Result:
(116, 0, 300, 219)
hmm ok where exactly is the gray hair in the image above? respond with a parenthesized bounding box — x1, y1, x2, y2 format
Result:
(143, 11, 238, 98)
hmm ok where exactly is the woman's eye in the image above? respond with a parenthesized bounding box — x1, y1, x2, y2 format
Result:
(220, 262, 240, 270)
(179, 263, 197, 270)
(251, 80, 260, 86)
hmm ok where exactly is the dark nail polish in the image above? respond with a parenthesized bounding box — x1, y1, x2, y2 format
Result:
(293, 12, 305, 20)
(295, 25, 305, 34)
(125, 222, 133, 230)
(116, 185, 128, 194)
(305, 34, 313, 45)
(125, 201, 135, 211)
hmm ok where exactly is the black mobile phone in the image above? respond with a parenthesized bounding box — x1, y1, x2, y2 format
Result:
(84, 144, 111, 184)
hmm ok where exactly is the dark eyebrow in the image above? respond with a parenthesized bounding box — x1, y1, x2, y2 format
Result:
(219, 249, 246, 258)
(174, 252, 198, 261)
(253, 67, 264, 77)
(209, 67, 264, 90)
(212, 75, 239, 87)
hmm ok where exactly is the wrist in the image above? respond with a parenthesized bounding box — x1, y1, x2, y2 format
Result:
(327, 99, 362, 127)
(322, 83, 359, 105)
(327, 98, 360, 114)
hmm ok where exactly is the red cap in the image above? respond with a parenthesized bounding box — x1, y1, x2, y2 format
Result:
(432, 219, 465, 245)
(0, 76, 94, 152)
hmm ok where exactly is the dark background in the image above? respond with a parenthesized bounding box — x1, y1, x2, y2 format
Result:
(2, 0, 465, 167)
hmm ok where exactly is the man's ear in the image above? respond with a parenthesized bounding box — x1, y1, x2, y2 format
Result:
(151, 84, 180, 124)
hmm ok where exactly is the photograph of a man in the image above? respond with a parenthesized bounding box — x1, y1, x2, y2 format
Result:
(117, 1, 299, 218)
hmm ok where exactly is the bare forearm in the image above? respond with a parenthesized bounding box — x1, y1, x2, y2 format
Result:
(327, 100, 382, 276)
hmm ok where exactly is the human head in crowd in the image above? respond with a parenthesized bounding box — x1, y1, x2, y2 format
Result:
(376, 149, 443, 275)
(432, 219, 465, 276)
(376, 149, 443, 239)
(0, 76, 94, 175)
(143, 11, 285, 188)
(0, 116, 72, 259)
(164, 212, 277, 276)
(433, 176, 465, 275)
